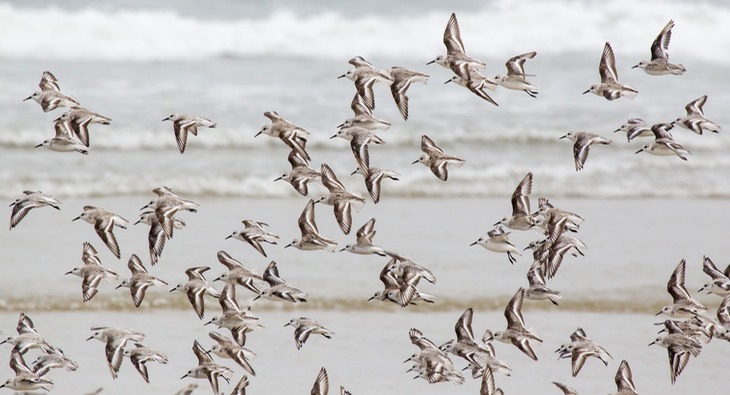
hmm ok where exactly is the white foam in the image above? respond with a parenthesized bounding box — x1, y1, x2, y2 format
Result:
(0, 1, 728, 62)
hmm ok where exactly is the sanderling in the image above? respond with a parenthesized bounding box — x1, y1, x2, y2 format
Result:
(9, 190, 61, 231)
(123, 343, 168, 384)
(310, 367, 329, 395)
(0, 352, 54, 392)
(527, 216, 586, 279)
(212, 250, 264, 295)
(611, 360, 638, 395)
(141, 188, 199, 239)
(471, 225, 522, 264)
(490, 288, 543, 360)
(413, 134, 465, 181)
(338, 93, 391, 131)
(86, 327, 145, 379)
(407, 328, 465, 385)
(557, 328, 612, 377)
(54, 106, 111, 147)
(31, 349, 78, 377)
(257, 111, 310, 160)
(388, 66, 429, 120)
(583, 42, 638, 100)
(444, 65, 499, 106)
(479, 367, 504, 395)
(1, 314, 56, 356)
(636, 123, 691, 160)
(315, 164, 366, 235)
(614, 118, 653, 142)
(115, 254, 168, 307)
(673, 95, 721, 134)
(525, 264, 561, 306)
(182, 340, 234, 395)
(230, 374, 249, 395)
(205, 284, 264, 336)
(285, 199, 337, 252)
(559, 131, 611, 171)
(207, 331, 256, 376)
(162, 114, 216, 154)
(381, 252, 437, 307)
(428, 13, 486, 73)
(338, 57, 394, 112)
(226, 220, 279, 258)
(494, 172, 535, 231)
(170, 266, 221, 320)
(275, 150, 322, 196)
(532, 197, 584, 234)
(65, 242, 119, 302)
(633, 20, 686, 76)
(657, 259, 707, 318)
(285, 317, 334, 350)
(35, 119, 88, 154)
(351, 166, 400, 204)
(330, 126, 385, 173)
(698, 256, 730, 296)
(493, 51, 539, 97)
(341, 217, 387, 256)
(72, 206, 128, 259)
(440, 308, 512, 377)
(650, 320, 703, 384)
(553, 381, 579, 395)
(135, 210, 184, 265)
(23, 71, 79, 112)
(254, 261, 308, 303)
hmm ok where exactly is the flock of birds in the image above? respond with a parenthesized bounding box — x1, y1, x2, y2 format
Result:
(3, 10, 728, 395)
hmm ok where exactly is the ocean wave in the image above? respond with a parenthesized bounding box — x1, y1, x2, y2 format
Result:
(0, 1, 728, 62)
(4, 158, 730, 200)
(0, 291, 686, 314)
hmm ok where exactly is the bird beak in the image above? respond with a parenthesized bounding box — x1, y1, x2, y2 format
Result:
(426, 60, 435, 65)
(284, 323, 290, 327)
(411, 160, 418, 165)
(631, 64, 639, 69)
(655, 311, 663, 316)
(648, 341, 655, 346)
(204, 320, 213, 326)
(613, 128, 621, 133)
(254, 131, 262, 137)
(34, 143, 42, 148)
(558, 134, 567, 140)
(339, 248, 345, 252)
(493, 221, 500, 226)
(350, 169, 357, 176)
(469, 241, 477, 246)
(337, 74, 346, 79)
(86, 336, 94, 341)
(284, 243, 292, 249)
(252, 294, 261, 301)
(273, 176, 282, 182)
(115, 284, 122, 289)
(443, 79, 452, 85)
(72, 216, 80, 221)
(582, 89, 590, 95)
(22, 96, 32, 102)
(225, 235, 232, 240)
(635, 149, 643, 154)
(336, 123, 344, 128)
(329, 134, 338, 139)
(181, 373, 189, 379)
(169, 288, 176, 293)
(133, 219, 141, 225)
(162, 117, 170, 122)
(367, 296, 375, 301)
